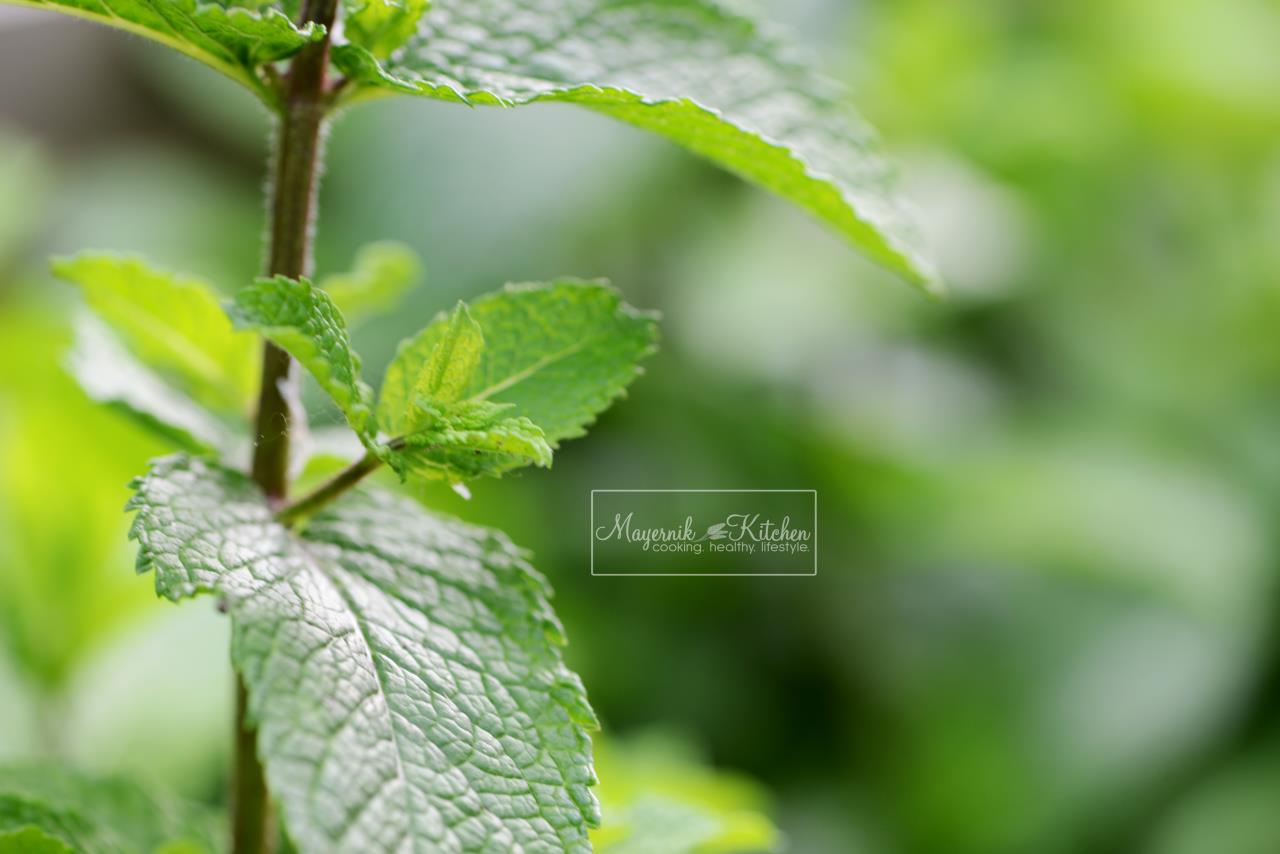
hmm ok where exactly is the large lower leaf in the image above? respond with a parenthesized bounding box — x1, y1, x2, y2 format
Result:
(0, 763, 219, 853)
(6, 0, 319, 99)
(379, 281, 658, 444)
(128, 455, 599, 852)
(332, 0, 938, 290)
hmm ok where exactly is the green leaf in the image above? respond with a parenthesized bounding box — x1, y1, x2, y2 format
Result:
(320, 241, 422, 325)
(414, 302, 484, 406)
(68, 313, 238, 455)
(379, 399, 553, 483)
(128, 454, 600, 851)
(0, 797, 89, 852)
(0, 763, 220, 854)
(7, 0, 320, 99)
(52, 253, 258, 417)
(591, 734, 780, 854)
(379, 280, 658, 444)
(332, 0, 938, 291)
(345, 0, 429, 59)
(227, 275, 375, 439)
(0, 826, 74, 854)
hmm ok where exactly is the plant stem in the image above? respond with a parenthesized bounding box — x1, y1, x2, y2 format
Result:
(231, 681, 271, 854)
(237, 0, 340, 849)
(276, 451, 384, 526)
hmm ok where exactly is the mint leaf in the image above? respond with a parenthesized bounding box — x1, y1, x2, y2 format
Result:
(128, 454, 600, 851)
(379, 280, 658, 444)
(52, 253, 258, 417)
(332, 0, 937, 290)
(413, 302, 483, 406)
(0, 763, 219, 854)
(67, 313, 238, 455)
(591, 734, 780, 854)
(320, 241, 422, 325)
(11, 0, 320, 99)
(379, 399, 553, 483)
(227, 275, 375, 439)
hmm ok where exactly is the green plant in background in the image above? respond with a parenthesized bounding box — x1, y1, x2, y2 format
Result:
(0, 0, 931, 850)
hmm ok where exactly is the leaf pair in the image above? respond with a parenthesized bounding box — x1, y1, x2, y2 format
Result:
(56, 251, 649, 849)
(16, 0, 938, 290)
(55, 246, 658, 491)
(229, 274, 659, 487)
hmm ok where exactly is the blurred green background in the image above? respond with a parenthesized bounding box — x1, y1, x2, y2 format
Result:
(4, 0, 1280, 851)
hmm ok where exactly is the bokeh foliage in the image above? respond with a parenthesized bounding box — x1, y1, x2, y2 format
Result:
(2, 0, 1280, 851)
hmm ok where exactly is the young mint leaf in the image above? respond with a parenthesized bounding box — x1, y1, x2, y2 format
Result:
(378, 399, 553, 483)
(414, 302, 483, 406)
(345, 0, 429, 59)
(52, 253, 258, 417)
(379, 280, 658, 444)
(319, 241, 422, 325)
(128, 454, 600, 852)
(331, 0, 938, 291)
(8, 0, 320, 99)
(68, 313, 238, 456)
(0, 763, 220, 854)
(227, 275, 375, 439)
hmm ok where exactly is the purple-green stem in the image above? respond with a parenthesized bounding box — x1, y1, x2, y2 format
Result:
(238, 0, 339, 849)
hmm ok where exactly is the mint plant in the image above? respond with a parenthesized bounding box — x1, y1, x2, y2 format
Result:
(0, 0, 934, 850)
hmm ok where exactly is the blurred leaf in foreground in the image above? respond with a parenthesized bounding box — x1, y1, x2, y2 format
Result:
(592, 732, 780, 853)
(0, 762, 219, 853)
(0, 306, 163, 690)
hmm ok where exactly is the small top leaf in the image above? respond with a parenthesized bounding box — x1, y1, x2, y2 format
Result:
(14, 0, 321, 99)
(227, 275, 375, 440)
(413, 302, 483, 407)
(128, 454, 599, 852)
(332, 0, 938, 290)
(379, 280, 658, 445)
(52, 253, 258, 417)
(319, 241, 422, 325)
